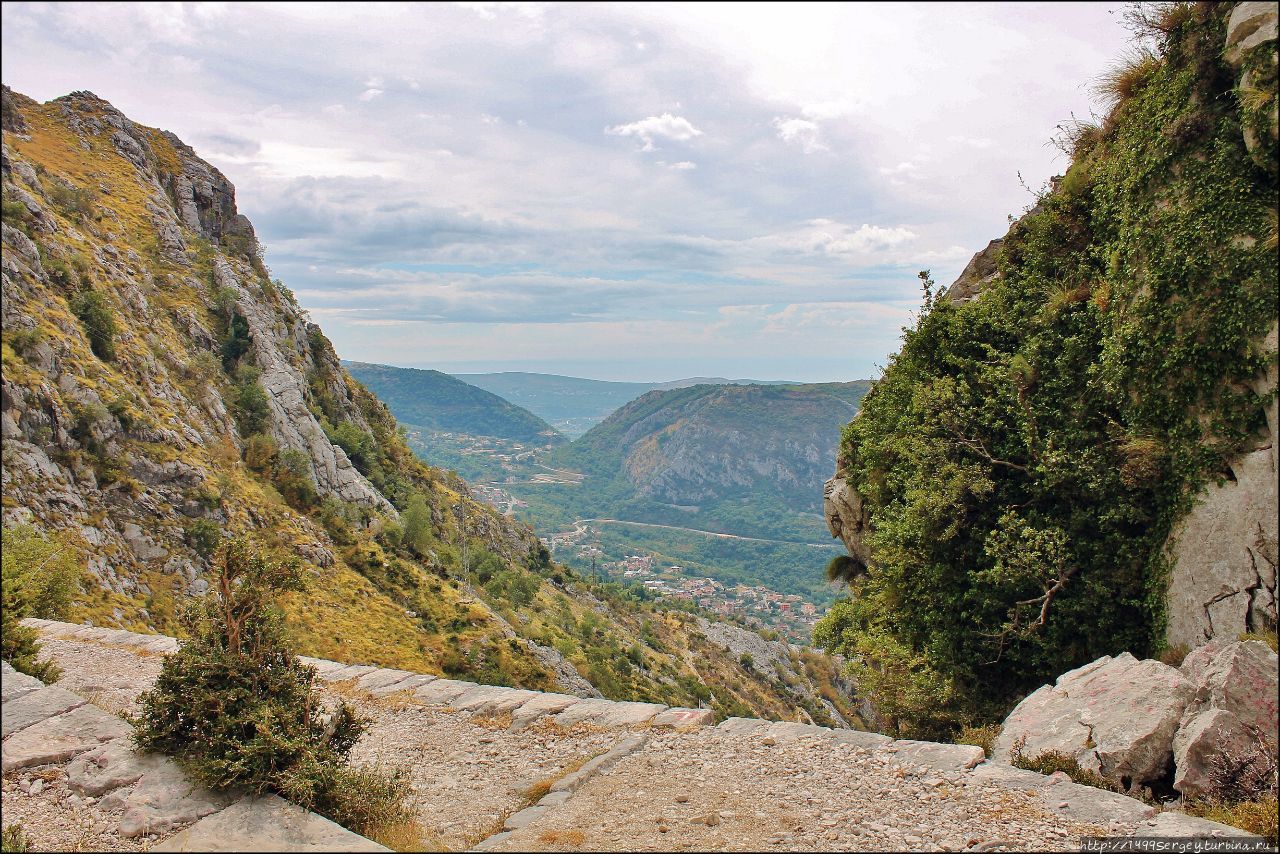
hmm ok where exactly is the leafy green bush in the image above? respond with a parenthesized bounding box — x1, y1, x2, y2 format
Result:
(132, 537, 408, 837)
(1009, 739, 1120, 794)
(185, 519, 222, 559)
(231, 365, 271, 437)
(815, 5, 1277, 733)
(1, 824, 29, 854)
(69, 289, 117, 361)
(47, 180, 96, 221)
(1, 197, 33, 236)
(1, 525, 82, 681)
(274, 449, 318, 508)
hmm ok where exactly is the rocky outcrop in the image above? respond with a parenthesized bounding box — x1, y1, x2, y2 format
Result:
(993, 640, 1279, 798)
(1226, 1, 1279, 169)
(942, 238, 1003, 305)
(823, 474, 872, 572)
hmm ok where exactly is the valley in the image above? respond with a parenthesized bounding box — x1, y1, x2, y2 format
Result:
(374, 365, 865, 641)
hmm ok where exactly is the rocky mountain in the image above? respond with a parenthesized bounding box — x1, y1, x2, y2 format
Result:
(556, 382, 871, 525)
(455, 371, 799, 438)
(819, 1, 1278, 736)
(344, 361, 564, 446)
(0, 85, 861, 727)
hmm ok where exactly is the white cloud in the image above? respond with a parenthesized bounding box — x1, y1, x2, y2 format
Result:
(358, 88, 383, 102)
(772, 117, 826, 153)
(606, 113, 703, 152)
(664, 161, 697, 170)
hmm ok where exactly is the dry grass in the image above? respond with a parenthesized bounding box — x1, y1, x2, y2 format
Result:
(1158, 643, 1191, 667)
(470, 710, 514, 730)
(1094, 49, 1163, 109)
(1184, 794, 1279, 845)
(369, 817, 445, 853)
(371, 689, 423, 713)
(1238, 630, 1278, 652)
(955, 723, 1001, 758)
(536, 829, 586, 846)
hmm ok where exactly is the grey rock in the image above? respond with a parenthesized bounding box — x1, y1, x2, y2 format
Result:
(943, 238, 1003, 305)
(890, 740, 986, 772)
(368, 673, 436, 698)
(1, 685, 87, 737)
(67, 740, 173, 796)
(152, 793, 389, 851)
(117, 758, 237, 837)
(413, 678, 479, 705)
(508, 693, 580, 730)
(1145, 810, 1263, 838)
(1225, 1, 1279, 66)
(1, 704, 130, 771)
(1172, 709, 1257, 798)
(993, 653, 1193, 788)
(503, 805, 548, 831)
(1, 665, 44, 702)
(651, 707, 715, 728)
(354, 668, 417, 693)
(317, 664, 377, 683)
(1164, 448, 1278, 650)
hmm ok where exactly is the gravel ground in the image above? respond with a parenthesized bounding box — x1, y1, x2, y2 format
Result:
(1, 765, 154, 853)
(39, 637, 165, 717)
(490, 728, 1134, 852)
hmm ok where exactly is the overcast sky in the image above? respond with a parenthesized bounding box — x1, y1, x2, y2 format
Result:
(2, 2, 1132, 382)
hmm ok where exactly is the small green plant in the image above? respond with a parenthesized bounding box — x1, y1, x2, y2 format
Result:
(1008, 737, 1132, 796)
(232, 365, 271, 437)
(69, 289, 117, 361)
(1, 525, 83, 681)
(47, 180, 96, 221)
(185, 519, 222, 559)
(1, 824, 29, 854)
(1, 197, 33, 236)
(132, 537, 410, 837)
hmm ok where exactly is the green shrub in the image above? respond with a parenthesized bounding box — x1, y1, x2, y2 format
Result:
(69, 289, 116, 361)
(955, 723, 1001, 758)
(185, 519, 222, 559)
(47, 180, 96, 221)
(232, 365, 271, 437)
(1, 824, 29, 854)
(132, 538, 408, 836)
(1, 525, 82, 681)
(1009, 737, 1123, 794)
(274, 449, 318, 508)
(220, 312, 252, 369)
(1, 198, 33, 236)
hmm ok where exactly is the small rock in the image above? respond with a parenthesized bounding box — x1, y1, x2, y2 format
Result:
(1058, 801, 1069, 809)
(18, 780, 31, 794)
(674, 794, 689, 803)
(701, 813, 721, 827)
(29, 779, 44, 796)
(762, 736, 777, 746)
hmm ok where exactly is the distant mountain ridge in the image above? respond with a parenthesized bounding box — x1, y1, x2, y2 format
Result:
(344, 362, 564, 445)
(454, 371, 799, 438)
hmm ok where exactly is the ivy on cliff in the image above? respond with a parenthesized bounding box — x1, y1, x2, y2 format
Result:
(815, 3, 1278, 738)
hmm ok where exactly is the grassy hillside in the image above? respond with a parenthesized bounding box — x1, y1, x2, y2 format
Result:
(814, 3, 1278, 739)
(345, 361, 564, 446)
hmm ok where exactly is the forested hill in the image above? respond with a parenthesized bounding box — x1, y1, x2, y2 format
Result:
(344, 361, 564, 445)
(817, 2, 1278, 740)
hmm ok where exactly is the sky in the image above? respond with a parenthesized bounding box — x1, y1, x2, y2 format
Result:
(1, 2, 1133, 382)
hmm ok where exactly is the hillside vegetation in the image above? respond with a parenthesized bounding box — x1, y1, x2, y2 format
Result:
(344, 361, 564, 446)
(0, 85, 860, 727)
(816, 3, 1278, 738)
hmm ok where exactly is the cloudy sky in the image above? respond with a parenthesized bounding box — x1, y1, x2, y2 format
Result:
(2, 2, 1131, 381)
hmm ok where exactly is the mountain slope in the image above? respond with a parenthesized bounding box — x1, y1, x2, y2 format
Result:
(555, 382, 871, 524)
(455, 372, 798, 438)
(345, 361, 563, 445)
(0, 85, 860, 726)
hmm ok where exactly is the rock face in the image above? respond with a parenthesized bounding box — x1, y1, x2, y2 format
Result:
(992, 654, 1194, 789)
(1161, 4, 1280, 651)
(994, 641, 1279, 798)
(942, 238, 1003, 305)
(823, 474, 872, 571)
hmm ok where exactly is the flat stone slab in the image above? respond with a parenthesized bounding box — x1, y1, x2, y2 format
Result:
(1146, 810, 1261, 838)
(414, 678, 479, 705)
(830, 729, 892, 749)
(551, 734, 647, 793)
(1036, 773, 1156, 825)
(651, 708, 715, 728)
(461, 688, 540, 716)
(67, 740, 172, 796)
(550, 698, 616, 727)
(317, 664, 377, 683)
(889, 739, 986, 772)
(355, 668, 417, 693)
(503, 804, 548, 831)
(1, 665, 45, 702)
(449, 685, 517, 711)
(715, 717, 772, 736)
(368, 673, 435, 698)
(1, 704, 130, 771)
(299, 657, 348, 678)
(106, 757, 237, 837)
(153, 793, 390, 852)
(2, 685, 87, 738)
(592, 701, 665, 728)
(509, 693, 580, 730)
